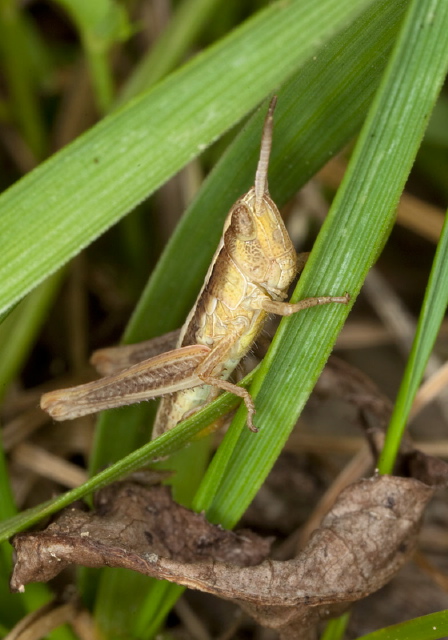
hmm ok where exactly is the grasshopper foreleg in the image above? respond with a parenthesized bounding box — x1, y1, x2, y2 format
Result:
(260, 292, 350, 316)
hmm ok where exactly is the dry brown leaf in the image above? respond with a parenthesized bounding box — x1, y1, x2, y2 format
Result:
(11, 481, 271, 593)
(10, 472, 439, 639)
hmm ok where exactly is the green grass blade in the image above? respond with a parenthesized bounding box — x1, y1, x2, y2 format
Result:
(378, 207, 448, 474)
(92, 569, 155, 638)
(133, 583, 184, 638)
(320, 613, 351, 640)
(0, 0, 374, 319)
(355, 610, 448, 640)
(202, 0, 448, 528)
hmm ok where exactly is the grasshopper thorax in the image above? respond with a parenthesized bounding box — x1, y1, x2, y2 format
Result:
(223, 186, 297, 298)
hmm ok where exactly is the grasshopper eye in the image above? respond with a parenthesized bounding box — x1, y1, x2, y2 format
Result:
(231, 204, 256, 241)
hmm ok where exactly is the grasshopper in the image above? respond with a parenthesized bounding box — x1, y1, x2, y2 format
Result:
(41, 98, 349, 437)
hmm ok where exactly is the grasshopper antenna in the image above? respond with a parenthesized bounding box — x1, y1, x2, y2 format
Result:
(255, 96, 277, 210)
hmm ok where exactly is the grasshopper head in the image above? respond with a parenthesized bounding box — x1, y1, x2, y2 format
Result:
(223, 188, 297, 298)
